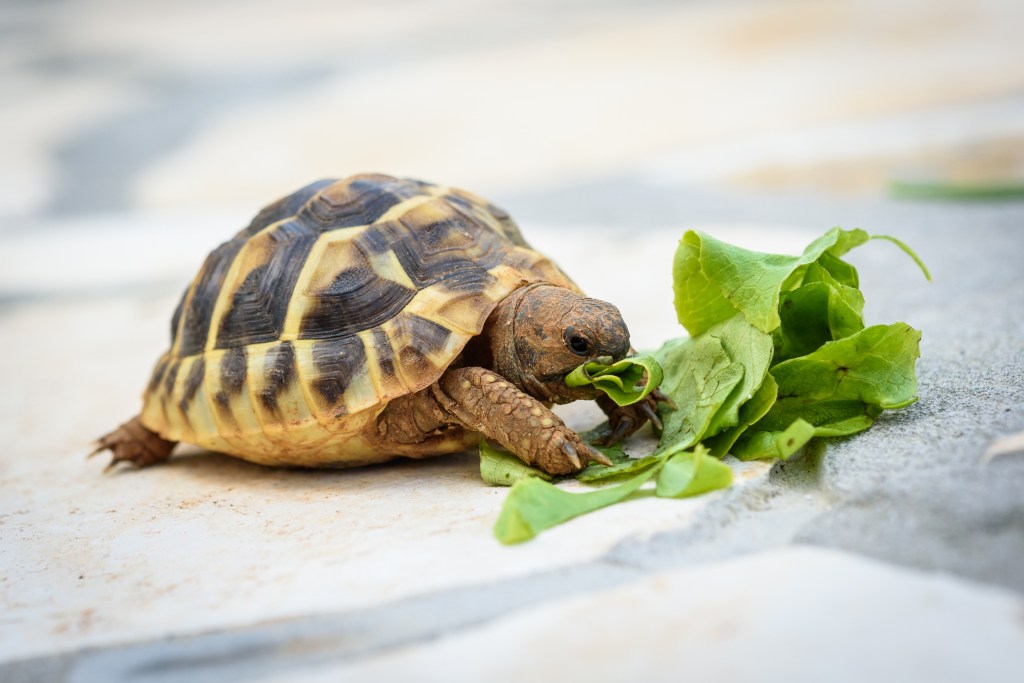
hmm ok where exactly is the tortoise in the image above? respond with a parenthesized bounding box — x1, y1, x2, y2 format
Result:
(95, 174, 661, 475)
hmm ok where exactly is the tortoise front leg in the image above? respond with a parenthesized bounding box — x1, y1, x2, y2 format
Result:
(434, 367, 611, 475)
(595, 393, 664, 445)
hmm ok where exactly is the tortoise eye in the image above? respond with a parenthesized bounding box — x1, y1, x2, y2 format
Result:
(568, 335, 591, 355)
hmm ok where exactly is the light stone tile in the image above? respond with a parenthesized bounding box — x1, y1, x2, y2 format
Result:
(277, 547, 1024, 683)
(0, 389, 768, 661)
(0, 220, 793, 662)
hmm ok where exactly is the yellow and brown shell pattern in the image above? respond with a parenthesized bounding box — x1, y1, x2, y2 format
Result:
(139, 174, 579, 467)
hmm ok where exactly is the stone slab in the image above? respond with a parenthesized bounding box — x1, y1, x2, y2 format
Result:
(0, 219, 787, 661)
(256, 548, 1024, 683)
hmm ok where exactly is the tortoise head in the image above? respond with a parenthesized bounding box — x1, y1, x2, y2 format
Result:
(491, 284, 631, 404)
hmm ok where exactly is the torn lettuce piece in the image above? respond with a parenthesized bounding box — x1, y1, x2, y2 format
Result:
(814, 251, 862, 291)
(672, 228, 930, 337)
(671, 231, 743, 339)
(673, 228, 868, 336)
(703, 315, 775, 437)
(769, 323, 921, 410)
(654, 315, 773, 452)
(655, 445, 733, 498)
(773, 281, 864, 363)
(494, 465, 662, 544)
(802, 259, 865, 315)
(752, 398, 883, 439)
(479, 439, 553, 486)
(731, 418, 816, 461)
(494, 443, 734, 544)
(565, 353, 664, 406)
(703, 373, 779, 458)
(654, 334, 745, 451)
(576, 450, 664, 484)
(736, 323, 922, 458)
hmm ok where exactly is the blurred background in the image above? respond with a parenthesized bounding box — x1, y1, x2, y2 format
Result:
(4, 0, 1024, 217)
(2, 2, 1023, 222)
(3, 0, 1023, 339)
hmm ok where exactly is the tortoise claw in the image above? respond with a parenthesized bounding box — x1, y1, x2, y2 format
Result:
(601, 418, 632, 446)
(561, 440, 582, 469)
(640, 401, 663, 432)
(583, 443, 614, 467)
(87, 442, 122, 474)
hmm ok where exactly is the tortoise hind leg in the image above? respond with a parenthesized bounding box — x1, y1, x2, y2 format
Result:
(91, 416, 176, 471)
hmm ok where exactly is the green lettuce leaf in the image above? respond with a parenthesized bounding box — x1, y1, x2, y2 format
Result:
(704, 315, 775, 436)
(661, 228, 927, 461)
(565, 353, 664, 406)
(654, 314, 773, 451)
(753, 398, 882, 438)
(703, 373, 778, 458)
(731, 418, 816, 461)
(672, 228, 929, 338)
(813, 252, 862, 294)
(654, 334, 745, 451)
(494, 465, 661, 544)
(671, 231, 744, 338)
(773, 280, 864, 363)
(673, 228, 868, 336)
(494, 442, 734, 544)
(576, 450, 664, 484)
(655, 445, 733, 498)
(479, 439, 552, 486)
(769, 323, 921, 410)
(736, 323, 922, 457)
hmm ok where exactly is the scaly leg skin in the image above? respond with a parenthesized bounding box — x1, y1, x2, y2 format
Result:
(91, 416, 177, 472)
(435, 367, 612, 475)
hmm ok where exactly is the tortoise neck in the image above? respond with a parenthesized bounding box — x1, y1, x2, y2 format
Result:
(482, 283, 552, 400)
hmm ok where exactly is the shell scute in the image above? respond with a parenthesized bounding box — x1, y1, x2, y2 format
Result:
(175, 239, 245, 356)
(302, 174, 418, 231)
(237, 178, 336, 240)
(308, 335, 368, 409)
(213, 221, 319, 350)
(297, 239, 417, 341)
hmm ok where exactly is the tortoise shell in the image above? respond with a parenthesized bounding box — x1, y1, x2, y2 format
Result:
(139, 174, 579, 467)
